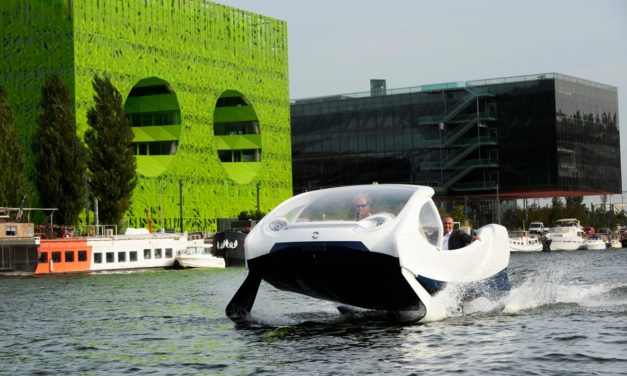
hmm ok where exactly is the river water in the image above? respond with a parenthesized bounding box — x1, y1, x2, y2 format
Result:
(2, 249, 627, 375)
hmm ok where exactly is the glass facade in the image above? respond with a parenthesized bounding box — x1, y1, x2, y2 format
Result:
(554, 77, 620, 193)
(291, 73, 620, 200)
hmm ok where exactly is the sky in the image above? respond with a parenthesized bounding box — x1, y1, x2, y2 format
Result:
(218, 0, 627, 203)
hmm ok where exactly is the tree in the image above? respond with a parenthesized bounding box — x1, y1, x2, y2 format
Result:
(0, 85, 30, 207)
(549, 197, 564, 224)
(31, 75, 87, 225)
(85, 75, 137, 226)
(437, 204, 469, 227)
(564, 196, 587, 222)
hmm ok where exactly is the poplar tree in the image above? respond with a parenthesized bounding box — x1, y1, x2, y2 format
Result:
(85, 75, 137, 226)
(0, 85, 29, 207)
(31, 74, 87, 224)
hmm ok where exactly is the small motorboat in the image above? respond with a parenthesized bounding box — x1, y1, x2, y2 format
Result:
(508, 230, 543, 252)
(174, 245, 226, 269)
(607, 234, 622, 249)
(226, 184, 511, 324)
(583, 235, 606, 250)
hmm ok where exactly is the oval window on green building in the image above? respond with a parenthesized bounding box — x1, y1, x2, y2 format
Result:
(124, 77, 181, 177)
(213, 90, 262, 184)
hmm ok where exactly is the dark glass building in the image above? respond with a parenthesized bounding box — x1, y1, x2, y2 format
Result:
(291, 73, 621, 205)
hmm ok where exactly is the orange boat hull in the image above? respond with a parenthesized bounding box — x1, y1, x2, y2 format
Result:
(35, 238, 92, 274)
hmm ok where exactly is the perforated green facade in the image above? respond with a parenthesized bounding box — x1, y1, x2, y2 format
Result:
(1, 0, 292, 231)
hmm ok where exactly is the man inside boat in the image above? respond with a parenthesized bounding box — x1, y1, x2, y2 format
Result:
(353, 193, 372, 220)
(442, 215, 480, 250)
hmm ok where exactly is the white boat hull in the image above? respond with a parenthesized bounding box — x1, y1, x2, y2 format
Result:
(584, 239, 606, 250)
(89, 235, 205, 272)
(175, 255, 226, 268)
(545, 219, 585, 251)
(508, 234, 542, 252)
(549, 238, 584, 251)
(509, 243, 543, 252)
(175, 245, 226, 268)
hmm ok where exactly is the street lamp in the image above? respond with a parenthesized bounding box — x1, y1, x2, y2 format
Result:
(256, 182, 261, 216)
(496, 182, 501, 224)
(178, 179, 184, 233)
(439, 122, 444, 183)
(495, 127, 500, 224)
(476, 98, 481, 166)
(478, 121, 487, 188)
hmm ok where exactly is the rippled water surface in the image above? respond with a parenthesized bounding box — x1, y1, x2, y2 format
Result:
(2, 249, 627, 375)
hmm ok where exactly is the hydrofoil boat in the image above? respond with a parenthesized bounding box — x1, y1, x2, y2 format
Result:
(226, 185, 511, 324)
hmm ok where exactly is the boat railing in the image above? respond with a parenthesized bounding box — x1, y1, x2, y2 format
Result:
(35, 225, 82, 239)
(35, 224, 119, 238)
(86, 225, 118, 237)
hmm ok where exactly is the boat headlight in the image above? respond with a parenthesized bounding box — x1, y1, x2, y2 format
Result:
(269, 219, 288, 231)
(374, 217, 386, 227)
(358, 216, 387, 230)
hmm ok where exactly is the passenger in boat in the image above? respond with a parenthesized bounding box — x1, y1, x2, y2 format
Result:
(442, 215, 480, 250)
(353, 193, 372, 220)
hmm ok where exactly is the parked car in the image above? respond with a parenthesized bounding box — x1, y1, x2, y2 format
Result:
(583, 227, 595, 235)
(529, 222, 545, 235)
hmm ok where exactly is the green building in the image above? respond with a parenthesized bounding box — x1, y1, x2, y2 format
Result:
(1, 0, 292, 231)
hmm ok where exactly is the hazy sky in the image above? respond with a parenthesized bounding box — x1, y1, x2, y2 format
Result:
(218, 0, 627, 197)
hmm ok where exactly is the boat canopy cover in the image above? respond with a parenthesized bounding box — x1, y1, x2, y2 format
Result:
(125, 228, 151, 235)
(271, 185, 420, 223)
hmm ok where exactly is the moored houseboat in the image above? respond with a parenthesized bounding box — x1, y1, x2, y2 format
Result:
(0, 209, 40, 275)
(35, 227, 207, 275)
(2, 205, 218, 276)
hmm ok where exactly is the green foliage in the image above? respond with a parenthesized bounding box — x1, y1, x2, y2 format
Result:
(0, 85, 30, 207)
(563, 196, 587, 222)
(448, 205, 467, 225)
(502, 195, 627, 231)
(238, 210, 266, 220)
(31, 75, 87, 225)
(438, 204, 470, 227)
(85, 75, 138, 226)
(502, 203, 553, 230)
(590, 203, 625, 230)
(549, 197, 564, 224)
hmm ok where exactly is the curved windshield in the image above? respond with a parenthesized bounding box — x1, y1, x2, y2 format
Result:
(277, 185, 417, 222)
(418, 201, 441, 246)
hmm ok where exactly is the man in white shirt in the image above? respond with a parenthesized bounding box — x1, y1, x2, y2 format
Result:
(442, 215, 479, 250)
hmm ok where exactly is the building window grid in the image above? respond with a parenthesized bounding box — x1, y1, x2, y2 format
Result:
(291, 77, 619, 196)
